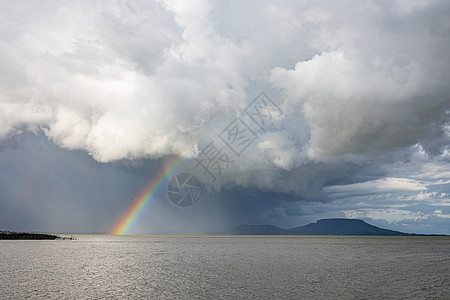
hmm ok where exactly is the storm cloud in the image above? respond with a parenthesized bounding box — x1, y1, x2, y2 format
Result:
(0, 0, 449, 233)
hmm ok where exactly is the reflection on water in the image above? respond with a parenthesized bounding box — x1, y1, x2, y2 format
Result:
(1, 236, 449, 299)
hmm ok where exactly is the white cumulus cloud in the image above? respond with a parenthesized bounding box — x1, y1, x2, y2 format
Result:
(0, 0, 449, 199)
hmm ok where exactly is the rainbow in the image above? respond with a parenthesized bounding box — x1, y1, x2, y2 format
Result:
(110, 155, 185, 235)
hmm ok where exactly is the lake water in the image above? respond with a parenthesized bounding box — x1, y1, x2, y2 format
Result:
(1, 235, 449, 299)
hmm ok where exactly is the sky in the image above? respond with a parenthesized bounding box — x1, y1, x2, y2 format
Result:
(0, 0, 449, 234)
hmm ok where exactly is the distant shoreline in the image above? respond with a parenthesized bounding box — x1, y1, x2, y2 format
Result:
(227, 219, 450, 236)
(0, 232, 60, 240)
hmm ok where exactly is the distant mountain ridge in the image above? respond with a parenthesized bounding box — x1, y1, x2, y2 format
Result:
(230, 218, 432, 236)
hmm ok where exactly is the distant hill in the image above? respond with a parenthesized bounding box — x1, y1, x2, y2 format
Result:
(230, 218, 413, 236)
(289, 218, 409, 235)
(230, 225, 291, 235)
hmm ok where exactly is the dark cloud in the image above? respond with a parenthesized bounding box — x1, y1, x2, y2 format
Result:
(0, 0, 449, 233)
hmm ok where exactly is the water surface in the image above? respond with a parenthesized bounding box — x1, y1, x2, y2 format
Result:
(1, 236, 449, 299)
